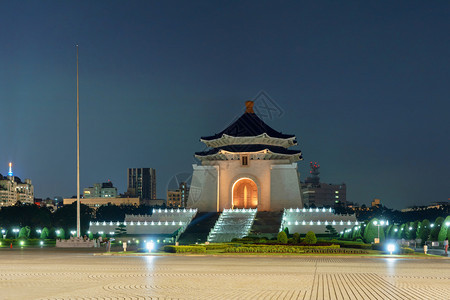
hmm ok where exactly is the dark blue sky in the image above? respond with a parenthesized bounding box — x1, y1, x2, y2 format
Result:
(1, 1, 449, 209)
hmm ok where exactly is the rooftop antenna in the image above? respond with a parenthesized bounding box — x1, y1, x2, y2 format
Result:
(8, 162, 13, 177)
(76, 45, 81, 238)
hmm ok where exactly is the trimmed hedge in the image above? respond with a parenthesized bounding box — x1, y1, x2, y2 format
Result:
(224, 245, 340, 254)
(304, 248, 369, 254)
(329, 240, 372, 250)
(400, 247, 414, 254)
(164, 245, 206, 253)
(204, 244, 230, 250)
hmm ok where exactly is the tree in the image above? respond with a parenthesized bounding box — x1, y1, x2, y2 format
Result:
(417, 219, 431, 244)
(115, 224, 127, 236)
(18, 226, 31, 239)
(277, 231, 288, 244)
(430, 217, 444, 241)
(58, 228, 66, 239)
(303, 231, 317, 244)
(385, 224, 393, 238)
(438, 216, 450, 241)
(363, 218, 385, 243)
(95, 204, 125, 221)
(325, 225, 338, 238)
(40, 227, 49, 239)
(292, 232, 300, 243)
(52, 203, 92, 235)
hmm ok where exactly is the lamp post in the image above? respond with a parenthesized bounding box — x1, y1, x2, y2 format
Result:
(373, 220, 388, 243)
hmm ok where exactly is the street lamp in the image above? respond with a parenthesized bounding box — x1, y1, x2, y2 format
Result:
(373, 220, 388, 243)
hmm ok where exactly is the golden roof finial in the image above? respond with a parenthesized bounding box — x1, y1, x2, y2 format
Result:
(245, 101, 254, 113)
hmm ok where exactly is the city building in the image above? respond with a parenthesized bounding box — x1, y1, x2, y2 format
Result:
(127, 168, 156, 200)
(187, 101, 303, 212)
(63, 197, 140, 210)
(83, 181, 117, 198)
(301, 162, 347, 208)
(0, 163, 34, 206)
(371, 198, 382, 208)
(167, 182, 190, 208)
(401, 201, 450, 213)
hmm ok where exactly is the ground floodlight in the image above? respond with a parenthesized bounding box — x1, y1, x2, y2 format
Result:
(40, 241, 44, 246)
(146, 241, 155, 252)
(20, 241, 24, 246)
(387, 244, 395, 255)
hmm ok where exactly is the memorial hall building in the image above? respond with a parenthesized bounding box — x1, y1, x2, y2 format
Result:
(187, 101, 303, 212)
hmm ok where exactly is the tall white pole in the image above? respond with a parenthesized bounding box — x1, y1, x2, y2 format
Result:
(76, 45, 81, 238)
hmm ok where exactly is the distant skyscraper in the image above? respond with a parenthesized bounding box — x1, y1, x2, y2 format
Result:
(127, 168, 156, 200)
(301, 162, 347, 208)
(167, 182, 190, 208)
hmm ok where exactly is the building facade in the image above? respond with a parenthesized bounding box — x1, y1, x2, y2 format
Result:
(127, 168, 156, 200)
(0, 164, 34, 206)
(301, 162, 347, 208)
(186, 101, 303, 212)
(84, 181, 117, 198)
(167, 182, 190, 208)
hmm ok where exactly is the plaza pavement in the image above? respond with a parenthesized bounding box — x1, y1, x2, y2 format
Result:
(0, 248, 449, 300)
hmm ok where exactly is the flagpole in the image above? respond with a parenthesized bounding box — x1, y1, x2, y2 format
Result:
(76, 45, 81, 238)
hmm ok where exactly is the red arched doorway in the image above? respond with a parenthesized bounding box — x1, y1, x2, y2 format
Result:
(232, 178, 258, 209)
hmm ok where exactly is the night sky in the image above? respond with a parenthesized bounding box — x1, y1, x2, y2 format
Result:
(1, 1, 449, 209)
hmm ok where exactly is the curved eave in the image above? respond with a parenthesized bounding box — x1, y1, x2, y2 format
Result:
(200, 133, 297, 148)
(195, 148, 303, 162)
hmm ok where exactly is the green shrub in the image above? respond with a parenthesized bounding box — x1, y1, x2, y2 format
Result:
(163, 245, 206, 253)
(277, 231, 288, 244)
(400, 247, 414, 254)
(332, 240, 372, 250)
(224, 244, 340, 254)
(303, 231, 317, 244)
(292, 233, 300, 243)
(204, 244, 229, 250)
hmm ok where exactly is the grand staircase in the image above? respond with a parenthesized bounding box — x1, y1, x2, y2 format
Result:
(207, 208, 257, 243)
(177, 212, 220, 244)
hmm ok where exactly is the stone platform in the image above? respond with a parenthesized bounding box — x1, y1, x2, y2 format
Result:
(0, 248, 449, 299)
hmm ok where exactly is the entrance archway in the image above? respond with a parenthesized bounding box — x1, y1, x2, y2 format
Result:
(232, 178, 258, 209)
